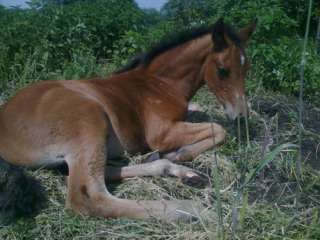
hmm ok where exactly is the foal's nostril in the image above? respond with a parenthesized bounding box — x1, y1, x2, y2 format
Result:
(239, 111, 249, 119)
(223, 104, 228, 113)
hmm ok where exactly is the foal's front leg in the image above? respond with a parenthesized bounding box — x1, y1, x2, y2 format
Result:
(147, 122, 226, 162)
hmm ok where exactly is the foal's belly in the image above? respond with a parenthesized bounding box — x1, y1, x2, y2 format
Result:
(106, 121, 125, 159)
(106, 117, 149, 159)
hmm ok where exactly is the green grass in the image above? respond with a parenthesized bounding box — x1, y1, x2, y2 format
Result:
(1, 66, 320, 240)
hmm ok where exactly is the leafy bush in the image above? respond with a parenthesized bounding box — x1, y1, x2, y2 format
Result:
(161, 0, 216, 26)
(111, 30, 146, 66)
(0, 0, 146, 96)
(249, 38, 320, 103)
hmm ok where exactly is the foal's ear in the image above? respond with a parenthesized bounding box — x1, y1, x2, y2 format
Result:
(212, 18, 228, 52)
(238, 19, 257, 43)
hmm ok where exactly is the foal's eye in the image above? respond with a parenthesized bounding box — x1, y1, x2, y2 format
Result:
(217, 67, 230, 80)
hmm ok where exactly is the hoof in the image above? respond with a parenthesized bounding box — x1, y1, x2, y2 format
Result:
(181, 171, 209, 188)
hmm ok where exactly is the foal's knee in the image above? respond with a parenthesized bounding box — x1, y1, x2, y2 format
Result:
(211, 123, 226, 144)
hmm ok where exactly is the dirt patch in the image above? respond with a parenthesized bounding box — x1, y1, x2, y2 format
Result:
(251, 95, 320, 168)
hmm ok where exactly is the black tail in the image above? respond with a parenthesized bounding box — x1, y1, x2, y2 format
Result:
(0, 157, 47, 225)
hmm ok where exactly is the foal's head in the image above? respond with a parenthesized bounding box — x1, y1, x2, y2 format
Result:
(203, 19, 256, 120)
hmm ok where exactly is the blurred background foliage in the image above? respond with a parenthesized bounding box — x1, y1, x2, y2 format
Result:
(0, 0, 319, 103)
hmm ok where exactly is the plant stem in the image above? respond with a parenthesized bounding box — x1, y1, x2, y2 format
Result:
(298, 0, 313, 180)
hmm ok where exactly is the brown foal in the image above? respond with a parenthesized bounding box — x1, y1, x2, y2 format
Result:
(0, 19, 256, 221)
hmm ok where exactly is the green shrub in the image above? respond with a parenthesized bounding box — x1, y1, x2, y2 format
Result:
(248, 38, 320, 103)
(111, 30, 146, 66)
(0, 0, 146, 92)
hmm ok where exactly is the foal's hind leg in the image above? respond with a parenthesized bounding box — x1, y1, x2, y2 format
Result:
(65, 117, 202, 221)
(106, 159, 208, 186)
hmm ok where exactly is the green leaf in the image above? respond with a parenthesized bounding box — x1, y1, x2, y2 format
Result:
(243, 143, 298, 187)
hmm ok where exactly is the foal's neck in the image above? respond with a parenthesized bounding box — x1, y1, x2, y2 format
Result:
(147, 34, 212, 101)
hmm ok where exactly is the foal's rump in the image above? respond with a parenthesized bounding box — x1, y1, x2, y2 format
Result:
(0, 81, 106, 166)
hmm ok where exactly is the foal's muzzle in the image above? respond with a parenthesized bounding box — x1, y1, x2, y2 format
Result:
(223, 95, 248, 120)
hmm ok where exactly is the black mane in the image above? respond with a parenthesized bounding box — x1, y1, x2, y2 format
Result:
(115, 22, 242, 74)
